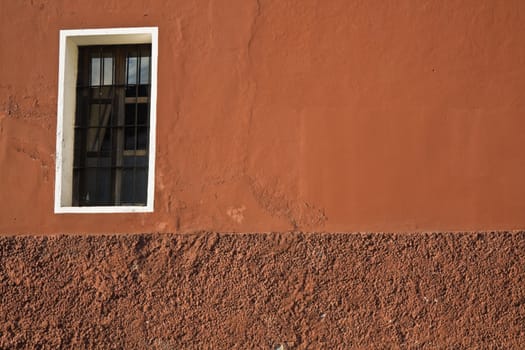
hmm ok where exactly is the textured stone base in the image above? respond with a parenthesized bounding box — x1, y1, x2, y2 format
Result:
(1, 232, 524, 348)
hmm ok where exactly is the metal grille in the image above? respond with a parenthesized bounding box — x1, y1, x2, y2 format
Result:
(73, 44, 151, 206)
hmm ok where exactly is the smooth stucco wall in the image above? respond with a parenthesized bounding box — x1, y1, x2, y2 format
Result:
(2, 0, 525, 234)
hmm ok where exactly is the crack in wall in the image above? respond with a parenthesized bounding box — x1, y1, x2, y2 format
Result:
(10, 138, 51, 182)
(247, 0, 262, 52)
(240, 0, 262, 176)
(248, 175, 327, 230)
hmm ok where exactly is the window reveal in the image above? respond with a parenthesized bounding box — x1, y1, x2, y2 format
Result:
(73, 44, 151, 206)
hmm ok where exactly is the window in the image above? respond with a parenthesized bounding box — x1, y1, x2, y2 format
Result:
(74, 44, 151, 206)
(55, 28, 158, 213)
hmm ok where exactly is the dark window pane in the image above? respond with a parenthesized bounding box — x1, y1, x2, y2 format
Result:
(79, 166, 113, 206)
(136, 157, 148, 167)
(85, 128, 111, 153)
(75, 44, 151, 206)
(91, 86, 113, 99)
(125, 104, 136, 125)
(123, 156, 148, 167)
(100, 127, 112, 152)
(84, 156, 111, 168)
(137, 126, 148, 150)
(89, 103, 112, 127)
(135, 168, 148, 204)
(126, 85, 137, 97)
(72, 169, 81, 205)
(74, 129, 83, 167)
(75, 89, 89, 127)
(123, 156, 134, 167)
(138, 84, 149, 97)
(137, 103, 148, 125)
(81, 168, 97, 205)
(88, 104, 101, 127)
(95, 168, 112, 204)
(86, 128, 100, 153)
(125, 127, 136, 150)
(121, 169, 134, 204)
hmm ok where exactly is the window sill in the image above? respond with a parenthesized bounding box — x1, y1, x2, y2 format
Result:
(55, 205, 153, 214)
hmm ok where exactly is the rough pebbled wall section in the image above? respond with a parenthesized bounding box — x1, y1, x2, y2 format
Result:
(1, 232, 524, 348)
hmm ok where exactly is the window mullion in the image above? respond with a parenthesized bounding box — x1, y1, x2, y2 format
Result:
(113, 47, 126, 205)
(133, 45, 141, 204)
(92, 47, 103, 205)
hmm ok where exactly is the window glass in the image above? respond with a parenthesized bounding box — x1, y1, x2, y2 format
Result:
(140, 56, 149, 84)
(90, 57, 100, 86)
(74, 44, 151, 206)
(127, 56, 137, 85)
(90, 56, 113, 86)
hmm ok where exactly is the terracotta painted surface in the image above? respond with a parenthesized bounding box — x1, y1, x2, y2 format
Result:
(1, 232, 525, 348)
(2, 1, 525, 234)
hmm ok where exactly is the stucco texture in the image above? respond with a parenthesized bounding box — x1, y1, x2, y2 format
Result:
(1, 232, 525, 348)
(2, 2, 525, 347)
(2, 1, 525, 234)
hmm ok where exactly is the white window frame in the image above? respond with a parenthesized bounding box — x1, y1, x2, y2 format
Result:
(54, 27, 158, 214)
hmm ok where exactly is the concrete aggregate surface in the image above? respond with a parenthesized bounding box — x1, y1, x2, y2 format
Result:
(1, 232, 524, 348)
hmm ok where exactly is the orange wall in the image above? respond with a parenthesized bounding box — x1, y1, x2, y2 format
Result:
(1, 0, 525, 234)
